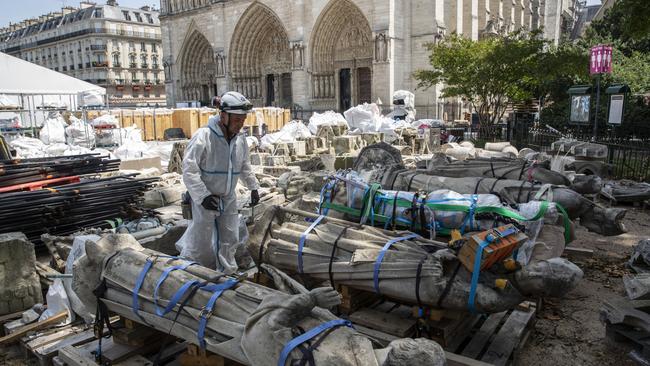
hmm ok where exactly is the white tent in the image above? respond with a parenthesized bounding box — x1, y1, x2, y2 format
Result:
(0, 52, 106, 128)
(0, 52, 105, 95)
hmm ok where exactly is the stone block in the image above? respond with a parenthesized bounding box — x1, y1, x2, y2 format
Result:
(263, 165, 301, 177)
(250, 152, 269, 166)
(287, 141, 307, 156)
(333, 135, 364, 155)
(0, 232, 43, 315)
(265, 155, 288, 166)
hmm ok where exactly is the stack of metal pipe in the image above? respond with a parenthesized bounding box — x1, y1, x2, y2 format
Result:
(0, 175, 158, 247)
(0, 154, 120, 188)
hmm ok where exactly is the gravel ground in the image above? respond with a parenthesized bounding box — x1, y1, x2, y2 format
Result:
(518, 206, 650, 366)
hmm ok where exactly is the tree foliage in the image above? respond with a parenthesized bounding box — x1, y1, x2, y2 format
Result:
(586, 0, 650, 55)
(414, 30, 587, 126)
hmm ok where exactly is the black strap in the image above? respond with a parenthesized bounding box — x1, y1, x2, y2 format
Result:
(407, 172, 418, 191)
(419, 202, 428, 236)
(490, 161, 496, 178)
(153, 281, 207, 366)
(489, 177, 503, 194)
(391, 191, 399, 230)
(389, 169, 409, 190)
(257, 207, 278, 272)
(328, 227, 348, 289)
(518, 161, 528, 180)
(516, 180, 527, 203)
(409, 193, 419, 232)
(415, 258, 426, 310)
(436, 262, 461, 308)
(474, 177, 487, 195)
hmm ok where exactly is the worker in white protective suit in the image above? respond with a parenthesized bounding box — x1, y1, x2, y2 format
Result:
(176, 91, 260, 274)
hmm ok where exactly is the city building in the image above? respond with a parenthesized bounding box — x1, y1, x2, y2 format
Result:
(0, 1, 166, 107)
(159, 0, 579, 120)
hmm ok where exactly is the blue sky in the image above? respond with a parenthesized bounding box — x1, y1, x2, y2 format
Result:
(1, 0, 159, 28)
(1, 0, 603, 29)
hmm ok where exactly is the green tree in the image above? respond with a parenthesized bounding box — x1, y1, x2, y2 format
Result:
(587, 0, 650, 54)
(414, 30, 588, 126)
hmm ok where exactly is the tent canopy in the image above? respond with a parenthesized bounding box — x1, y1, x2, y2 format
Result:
(0, 52, 106, 95)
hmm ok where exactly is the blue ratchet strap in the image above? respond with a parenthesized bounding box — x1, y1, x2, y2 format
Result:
(197, 279, 239, 348)
(468, 235, 496, 313)
(373, 233, 420, 295)
(153, 260, 198, 316)
(460, 194, 478, 234)
(298, 214, 326, 274)
(132, 255, 177, 319)
(277, 319, 354, 366)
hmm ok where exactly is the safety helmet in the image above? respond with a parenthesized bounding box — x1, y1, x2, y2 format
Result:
(219, 91, 253, 115)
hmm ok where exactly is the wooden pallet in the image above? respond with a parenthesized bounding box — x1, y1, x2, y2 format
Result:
(347, 301, 537, 366)
(442, 302, 537, 366)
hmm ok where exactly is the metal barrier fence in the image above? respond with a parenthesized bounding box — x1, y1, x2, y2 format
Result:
(512, 124, 650, 182)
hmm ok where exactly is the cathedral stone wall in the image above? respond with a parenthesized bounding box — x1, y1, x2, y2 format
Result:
(160, 0, 560, 120)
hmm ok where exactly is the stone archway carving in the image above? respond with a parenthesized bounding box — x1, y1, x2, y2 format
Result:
(310, 0, 373, 107)
(229, 2, 291, 106)
(177, 26, 216, 104)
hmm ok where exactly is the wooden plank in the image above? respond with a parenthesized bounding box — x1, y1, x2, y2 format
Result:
(34, 329, 95, 364)
(349, 308, 416, 337)
(563, 247, 594, 261)
(0, 311, 67, 345)
(354, 324, 399, 347)
(446, 351, 495, 366)
(25, 324, 88, 352)
(461, 311, 508, 358)
(58, 345, 97, 366)
(446, 315, 483, 352)
(480, 308, 536, 366)
(118, 355, 153, 366)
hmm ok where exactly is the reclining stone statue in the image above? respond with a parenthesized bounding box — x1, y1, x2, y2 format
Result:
(356, 166, 625, 237)
(348, 143, 625, 236)
(71, 234, 446, 366)
(249, 205, 583, 314)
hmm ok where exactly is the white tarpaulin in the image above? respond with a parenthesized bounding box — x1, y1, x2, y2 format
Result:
(0, 52, 105, 95)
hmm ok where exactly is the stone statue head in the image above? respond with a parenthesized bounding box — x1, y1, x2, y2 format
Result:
(384, 338, 446, 366)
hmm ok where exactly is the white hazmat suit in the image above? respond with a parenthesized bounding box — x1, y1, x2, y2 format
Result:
(176, 115, 259, 273)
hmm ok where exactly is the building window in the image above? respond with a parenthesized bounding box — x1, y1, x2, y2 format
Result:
(141, 54, 147, 68)
(129, 54, 136, 68)
(134, 12, 143, 22)
(112, 53, 120, 67)
(145, 14, 153, 24)
(140, 42, 145, 52)
(129, 41, 135, 52)
(152, 56, 158, 69)
(122, 11, 131, 21)
(131, 72, 137, 83)
(151, 43, 157, 53)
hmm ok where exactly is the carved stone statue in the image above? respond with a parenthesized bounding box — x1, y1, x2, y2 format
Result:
(72, 234, 446, 366)
(249, 205, 583, 314)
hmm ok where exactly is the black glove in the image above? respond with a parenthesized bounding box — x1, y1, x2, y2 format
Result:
(251, 190, 260, 206)
(201, 195, 221, 211)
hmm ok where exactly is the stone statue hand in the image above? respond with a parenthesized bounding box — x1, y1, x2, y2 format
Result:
(308, 287, 341, 309)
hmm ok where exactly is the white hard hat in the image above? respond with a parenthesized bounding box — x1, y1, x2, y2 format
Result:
(220, 91, 253, 115)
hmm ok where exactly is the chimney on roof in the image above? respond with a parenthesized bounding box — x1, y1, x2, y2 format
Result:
(80, 1, 96, 9)
(140, 6, 150, 11)
(107, 0, 118, 6)
(62, 6, 76, 15)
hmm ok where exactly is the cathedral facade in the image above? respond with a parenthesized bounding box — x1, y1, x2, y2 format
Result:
(160, 0, 575, 119)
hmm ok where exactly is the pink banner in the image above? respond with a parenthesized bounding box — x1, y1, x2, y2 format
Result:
(590, 45, 613, 75)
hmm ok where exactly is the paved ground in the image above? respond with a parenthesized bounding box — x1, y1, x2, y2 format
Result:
(2, 206, 648, 366)
(519, 205, 650, 366)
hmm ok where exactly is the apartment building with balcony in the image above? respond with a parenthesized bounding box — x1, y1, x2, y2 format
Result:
(0, 1, 166, 107)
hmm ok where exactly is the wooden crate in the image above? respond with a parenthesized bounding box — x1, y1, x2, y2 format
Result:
(120, 110, 135, 128)
(199, 109, 216, 128)
(143, 114, 155, 141)
(154, 111, 173, 140)
(457, 225, 527, 273)
(173, 109, 200, 138)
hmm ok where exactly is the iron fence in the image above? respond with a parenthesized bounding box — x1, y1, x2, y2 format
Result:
(512, 123, 650, 182)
